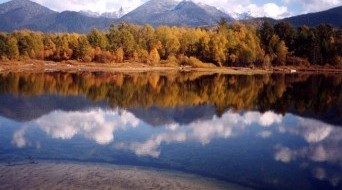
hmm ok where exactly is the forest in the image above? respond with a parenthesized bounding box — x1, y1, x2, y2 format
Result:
(0, 20, 341, 67)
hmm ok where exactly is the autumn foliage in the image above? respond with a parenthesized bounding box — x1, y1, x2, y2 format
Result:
(0, 21, 341, 66)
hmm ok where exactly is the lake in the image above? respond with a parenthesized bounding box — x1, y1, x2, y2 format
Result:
(0, 72, 341, 190)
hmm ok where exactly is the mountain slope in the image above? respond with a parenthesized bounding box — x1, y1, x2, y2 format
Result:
(157, 1, 234, 26)
(0, 0, 57, 31)
(121, 0, 234, 26)
(242, 17, 278, 27)
(79, 10, 122, 19)
(241, 6, 342, 28)
(0, 0, 55, 16)
(282, 6, 342, 27)
(0, 0, 116, 33)
(42, 11, 114, 33)
(121, 0, 178, 24)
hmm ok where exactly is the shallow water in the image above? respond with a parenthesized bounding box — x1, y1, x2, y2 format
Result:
(0, 162, 245, 190)
(0, 72, 341, 190)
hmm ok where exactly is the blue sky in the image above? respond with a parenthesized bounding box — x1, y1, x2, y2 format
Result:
(1, 0, 341, 18)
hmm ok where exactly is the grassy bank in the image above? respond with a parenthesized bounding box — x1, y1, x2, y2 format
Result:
(0, 60, 341, 74)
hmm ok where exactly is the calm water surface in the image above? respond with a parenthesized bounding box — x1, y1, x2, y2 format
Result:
(0, 72, 341, 190)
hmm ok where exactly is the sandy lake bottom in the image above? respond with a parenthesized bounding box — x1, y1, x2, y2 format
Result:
(0, 161, 251, 190)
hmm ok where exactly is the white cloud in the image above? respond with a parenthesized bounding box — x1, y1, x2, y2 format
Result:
(257, 130, 272, 138)
(121, 110, 340, 161)
(194, 0, 290, 19)
(275, 141, 342, 187)
(263, 3, 290, 18)
(12, 127, 27, 148)
(274, 146, 295, 162)
(189, 110, 282, 144)
(260, 111, 283, 126)
(32, 0, 146, 13)
(275, 142, 342, 164)
(274, 117, 342, 165)
(121, 110, 283, 157)
(165, 123, 180, 131)
(287, 117, 334, 143)
(129, 132, 187, 158)
(302, 125, 332, 143)
(233, 3, 290, 19)
(12, 109, 140, 147)
(310, 145, 329, 162)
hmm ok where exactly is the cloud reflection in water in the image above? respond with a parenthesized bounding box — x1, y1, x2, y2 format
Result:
(12, 109, 341, 165)
(12, 127, 28, 148)
(116, 110, 283, 157)
(10, 108, 341, 186)
(274, 117, 342, 187)
(274, 117, 342, 164)
(12, 109, 139, 147)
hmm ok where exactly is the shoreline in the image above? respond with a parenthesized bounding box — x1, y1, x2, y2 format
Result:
(0, 161, 251, 190)
(0, 60, 341, 74)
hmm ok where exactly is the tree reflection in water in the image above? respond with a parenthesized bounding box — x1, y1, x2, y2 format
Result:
(0, 72, 340, 121)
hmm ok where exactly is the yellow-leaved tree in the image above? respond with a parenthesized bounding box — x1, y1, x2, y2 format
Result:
(149, 48, 160, 65)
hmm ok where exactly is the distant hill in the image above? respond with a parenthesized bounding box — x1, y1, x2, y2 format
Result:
(241, 17, 278, 27)
(241, 6, 342, 28)
(121, 0, 234, 26)
(0, 0, 115, 33)
(282, 6, 342, 27)
(43, 11, 113, 33)
(0, 0, 56, 31)
(121, 0, 178, 24)
(0, 0, 55, 17)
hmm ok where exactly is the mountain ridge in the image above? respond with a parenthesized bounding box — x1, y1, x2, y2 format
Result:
(282, 6, 342, 27)
(79, 7, 126, 19)
(121, 0, 234, 26)
(0, 0, 114, 33)
(0, 0, 57, 31)
(0, 0, 341, 33)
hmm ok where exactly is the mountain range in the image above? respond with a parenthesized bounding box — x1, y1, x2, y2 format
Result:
(121, 0, 234, 26)
(79, 7, 126, 19)
(0, 0, 341, 33)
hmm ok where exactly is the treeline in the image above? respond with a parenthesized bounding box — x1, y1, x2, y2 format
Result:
(0, 21, 341, 67)
(0, 72, 340, 116)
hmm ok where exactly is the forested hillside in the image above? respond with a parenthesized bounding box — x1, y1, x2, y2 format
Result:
(0, 21, 341, 67)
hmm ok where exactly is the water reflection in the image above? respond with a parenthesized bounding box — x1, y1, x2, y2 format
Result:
(0, 72, 341, 190)
(12, 109, 139, 147)
(274, 118, 341, 164)
(115, 110, 284, 158)
(11, 110, 284, 151)
(6, 107, 342, 189)
(0, 72, 341, 125)
(10, 107, 341, 165)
